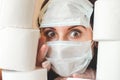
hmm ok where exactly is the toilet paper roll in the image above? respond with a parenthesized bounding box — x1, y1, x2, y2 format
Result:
(93, 0, 120, 41)
(2, 68, 47, 80)
(96, 41, 120, 80)
(0, 0, 35, 28)
(0, 27, 40, 71)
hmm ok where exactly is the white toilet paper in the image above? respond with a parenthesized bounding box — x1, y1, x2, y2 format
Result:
(93, 0, 120, 41)
(0, 27, 40, 71)
(0, 0, 35, 28)
(96, 41, 120, 80)
(2, 68, 47, 80)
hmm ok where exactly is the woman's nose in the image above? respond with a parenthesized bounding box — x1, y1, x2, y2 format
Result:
(57, 33, 67, 41)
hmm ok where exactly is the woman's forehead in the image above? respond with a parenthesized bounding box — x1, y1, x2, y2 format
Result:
(42, 25, 87, 29)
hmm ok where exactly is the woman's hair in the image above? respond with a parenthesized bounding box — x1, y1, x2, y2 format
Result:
(90, 10, 94, 29)
(89, 0, 98, 70)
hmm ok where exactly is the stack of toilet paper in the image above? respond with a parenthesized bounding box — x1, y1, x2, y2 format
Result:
(93, 0, 120, 80)
(0, 0, 47, 80)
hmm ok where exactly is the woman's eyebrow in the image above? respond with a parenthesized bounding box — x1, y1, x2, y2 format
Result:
(42, 27, 56, 31)
(68, 25, 86, 30)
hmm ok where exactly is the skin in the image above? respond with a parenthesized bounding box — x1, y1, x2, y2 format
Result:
(41, 25, 92, 41)
(37, 25, 95, 79)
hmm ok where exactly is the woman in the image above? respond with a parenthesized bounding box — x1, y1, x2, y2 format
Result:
(37, 0, 97, 80)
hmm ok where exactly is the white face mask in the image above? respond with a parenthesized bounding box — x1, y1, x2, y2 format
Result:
(46, 41, 93, 77)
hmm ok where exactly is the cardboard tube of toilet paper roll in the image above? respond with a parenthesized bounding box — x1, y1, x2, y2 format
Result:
(96, 41, 120, 80)
(93, 0, 120, 41)
(0, 0, 35, 28)
(0, 27, 40, 71)
(0, 69, 2, 80)
(2, 68, 47, 80)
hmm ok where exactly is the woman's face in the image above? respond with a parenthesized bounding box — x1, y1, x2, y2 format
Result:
(41, 25, 92, 42)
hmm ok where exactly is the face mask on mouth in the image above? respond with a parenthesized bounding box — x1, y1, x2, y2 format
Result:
(46, 41, 93, 77)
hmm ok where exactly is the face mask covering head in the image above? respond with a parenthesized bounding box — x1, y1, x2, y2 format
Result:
(46, 41, 93, 77)
(40, 0, 93, 28)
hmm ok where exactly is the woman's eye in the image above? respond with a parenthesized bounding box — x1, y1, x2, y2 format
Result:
(68, 29, 81, 39)
(44, 30, 57, 40)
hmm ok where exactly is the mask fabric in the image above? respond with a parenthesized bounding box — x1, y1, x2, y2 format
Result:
(40, 0, 93, 28)
(46, 41, 93, 77)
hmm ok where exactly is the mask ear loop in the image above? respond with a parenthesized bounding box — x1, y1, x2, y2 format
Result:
(91, 40, 94, 45)
(91, 40, 96, 58)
